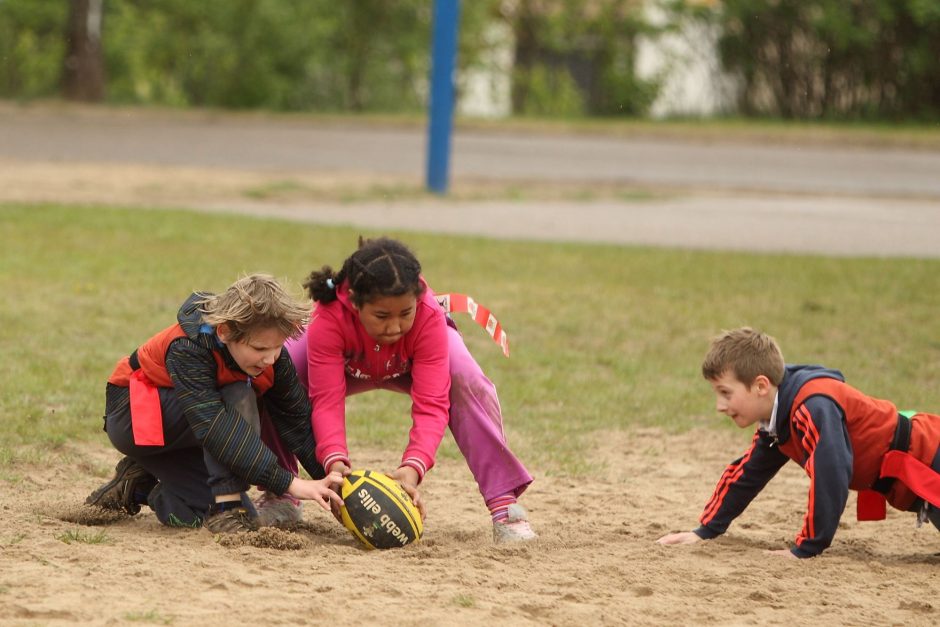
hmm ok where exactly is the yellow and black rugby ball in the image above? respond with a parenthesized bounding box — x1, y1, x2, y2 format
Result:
(339, 470, 423, 550)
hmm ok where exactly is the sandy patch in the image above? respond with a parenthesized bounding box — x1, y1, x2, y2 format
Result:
(0, 158, 401, 208)
(2, 430, 938, 626)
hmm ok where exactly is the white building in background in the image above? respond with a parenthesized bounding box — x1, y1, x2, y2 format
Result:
(635, 0, 738, 118)
(457, 0, 739, 119)
(458, 19, 514, 118)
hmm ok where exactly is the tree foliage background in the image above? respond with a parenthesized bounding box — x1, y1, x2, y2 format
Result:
(0, 0, 938, 120)
(693, 0, 940, 120)
(0, 0, 657, 116)
(0, 0, 495, 112)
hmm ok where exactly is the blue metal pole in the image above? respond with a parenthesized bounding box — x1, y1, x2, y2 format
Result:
(426, 0, 461, 195)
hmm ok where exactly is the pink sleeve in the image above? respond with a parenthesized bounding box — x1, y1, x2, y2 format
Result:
(306, 307, 351, 470)
(401, 304, 451, 478)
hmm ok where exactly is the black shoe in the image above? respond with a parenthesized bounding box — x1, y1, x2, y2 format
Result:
(204, 503, 259, 534)
(84, 456, 156, 515)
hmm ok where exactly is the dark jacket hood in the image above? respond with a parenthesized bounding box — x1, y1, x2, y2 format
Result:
(176, 292, 232, 363)
(771, 364, 845, 443)
(178, 292, 210, 340)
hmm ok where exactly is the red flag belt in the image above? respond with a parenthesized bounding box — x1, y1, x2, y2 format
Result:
(435, 293, 510, 357)
(857, 450, 940, 521)
(128, 369, 165, 446)
(880, 450, 940, 507)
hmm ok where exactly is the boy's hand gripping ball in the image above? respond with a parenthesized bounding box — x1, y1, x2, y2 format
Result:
(339, 470, 423, 549)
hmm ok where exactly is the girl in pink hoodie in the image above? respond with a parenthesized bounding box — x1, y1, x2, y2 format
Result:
(268, 237, 536, 543)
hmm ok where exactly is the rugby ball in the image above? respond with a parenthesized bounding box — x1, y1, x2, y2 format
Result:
(339, 470, 423, 549)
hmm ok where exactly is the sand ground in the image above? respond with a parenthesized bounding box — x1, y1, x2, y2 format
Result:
(2, 429, 938, 626)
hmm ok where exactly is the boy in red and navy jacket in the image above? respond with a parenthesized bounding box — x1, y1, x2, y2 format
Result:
(657, 327, 940, 558)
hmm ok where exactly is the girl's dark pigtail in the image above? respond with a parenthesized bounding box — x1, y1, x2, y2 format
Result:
(303, 265, 340, 304)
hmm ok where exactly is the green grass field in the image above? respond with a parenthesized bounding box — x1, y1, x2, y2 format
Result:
(2, 203, 939, 477)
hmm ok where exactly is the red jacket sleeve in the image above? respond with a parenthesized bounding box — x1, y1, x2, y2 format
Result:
(306, 307, 352, 471)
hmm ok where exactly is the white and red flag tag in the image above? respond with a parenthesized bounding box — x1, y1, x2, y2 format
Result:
(435, 293, 510, 357)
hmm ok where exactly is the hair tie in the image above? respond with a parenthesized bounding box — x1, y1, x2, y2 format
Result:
(326, 278, 335, 290)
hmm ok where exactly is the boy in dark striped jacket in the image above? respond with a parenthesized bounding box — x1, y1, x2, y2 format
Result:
(657, 327, 940, 558)
(85, 274, 342, 533)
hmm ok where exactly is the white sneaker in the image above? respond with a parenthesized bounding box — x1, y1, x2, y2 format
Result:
(493, 503, 538, 543)
(254, 491, 304, 527)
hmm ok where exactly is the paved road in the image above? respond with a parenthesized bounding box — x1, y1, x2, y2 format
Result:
(2, 104, 939, 256)
(3, 104, 940, 198)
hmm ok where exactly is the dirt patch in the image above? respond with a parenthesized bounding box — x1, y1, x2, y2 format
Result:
(215, 527, 310, 551)
(0, 157, 400, 208)
(51, 503, 129, 526)
(0, 157, 660, 208)
(2, 431, 938, 625)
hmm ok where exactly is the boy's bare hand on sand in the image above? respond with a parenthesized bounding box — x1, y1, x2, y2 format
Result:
(766, 548, 798, 559)
(656, 531, 702, 545)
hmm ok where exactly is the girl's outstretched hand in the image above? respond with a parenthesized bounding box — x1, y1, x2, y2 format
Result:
(287, 472, 345, 512)
(656, 531, 702, 545)
(391, 466, 426, 521)
(325, 462, 352, 523)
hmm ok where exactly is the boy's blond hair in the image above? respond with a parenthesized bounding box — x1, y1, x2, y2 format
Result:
(197, 274, 309, 342)
(702, 327, 785, 387)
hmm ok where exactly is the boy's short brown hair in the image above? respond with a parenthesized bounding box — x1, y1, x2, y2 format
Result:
(198, 274, 309, 342)
(702, 327, 785, 387)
